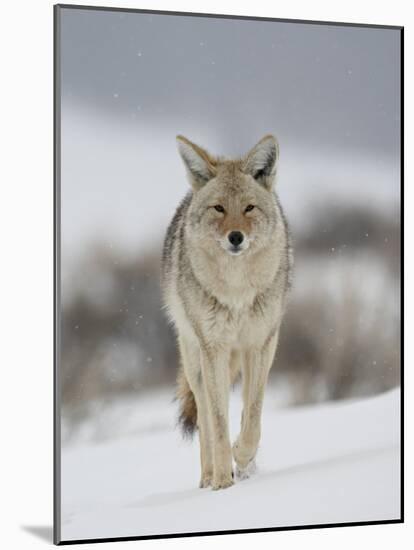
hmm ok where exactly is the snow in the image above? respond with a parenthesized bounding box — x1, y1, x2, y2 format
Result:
(60, 387, 401, 542)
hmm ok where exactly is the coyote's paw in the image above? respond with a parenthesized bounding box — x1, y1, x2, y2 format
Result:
(233, 439, 254, 469)
(211, 478, 234, 490)
(235, 458, 257, 481)
(199, 473, 213, 488)
(211, 471, 234, 490)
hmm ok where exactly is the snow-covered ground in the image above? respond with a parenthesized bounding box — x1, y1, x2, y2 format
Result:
(60, 387, 401, 542)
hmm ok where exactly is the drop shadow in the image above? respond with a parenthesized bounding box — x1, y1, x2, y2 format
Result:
(21, 525, 53, 543)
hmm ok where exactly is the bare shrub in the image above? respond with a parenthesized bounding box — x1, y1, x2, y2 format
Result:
(276, 277, 400, 404)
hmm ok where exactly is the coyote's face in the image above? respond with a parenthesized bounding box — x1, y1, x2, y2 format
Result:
(177, 135, 280, 257)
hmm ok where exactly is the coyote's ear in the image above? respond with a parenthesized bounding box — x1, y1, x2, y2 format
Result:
(176, 135, 217, 190)
(242, 135, 279, 189)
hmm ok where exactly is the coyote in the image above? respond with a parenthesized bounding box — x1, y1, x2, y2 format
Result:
(162, 135, 292, 490)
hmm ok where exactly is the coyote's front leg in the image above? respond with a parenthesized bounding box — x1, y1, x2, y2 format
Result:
(200, 345, 233, 490)
(179, 336, 213, 488)
(233, 330, 279, 477)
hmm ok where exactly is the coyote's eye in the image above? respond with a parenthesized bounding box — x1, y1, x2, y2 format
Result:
(245, 204, 255, 213)
(214, 205, 225, 213)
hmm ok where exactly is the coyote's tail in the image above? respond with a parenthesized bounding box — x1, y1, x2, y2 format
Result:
(176, 367, 197, 438)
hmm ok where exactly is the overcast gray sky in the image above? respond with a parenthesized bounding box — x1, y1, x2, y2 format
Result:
(60, 8, 401, 158)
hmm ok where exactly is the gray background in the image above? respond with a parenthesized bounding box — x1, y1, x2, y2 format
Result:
(61, 9, 400, 155)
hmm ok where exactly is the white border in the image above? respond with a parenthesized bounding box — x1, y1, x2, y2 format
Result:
(0, 1, 408, 548)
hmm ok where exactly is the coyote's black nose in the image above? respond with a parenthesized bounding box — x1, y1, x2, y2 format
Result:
(228, 231, 244, 247)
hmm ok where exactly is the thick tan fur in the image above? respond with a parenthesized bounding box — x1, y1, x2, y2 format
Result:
(162, 135, 292, 490)
(176, 364, 197, 437)
(176, 348, 242, 438)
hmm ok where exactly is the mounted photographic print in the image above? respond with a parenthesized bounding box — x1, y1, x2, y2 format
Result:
(54, 4, 403, 545)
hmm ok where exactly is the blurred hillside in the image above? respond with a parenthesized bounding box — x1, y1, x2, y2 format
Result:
(61, 202, 400, 433)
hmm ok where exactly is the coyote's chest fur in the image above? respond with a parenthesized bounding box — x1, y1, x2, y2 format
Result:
(181, 239, 285, 349)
